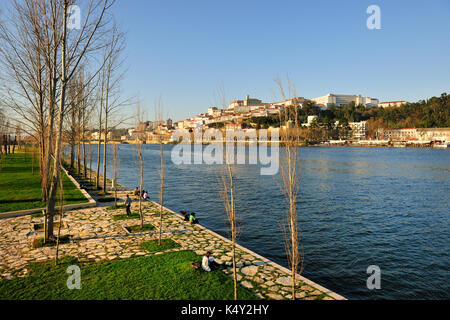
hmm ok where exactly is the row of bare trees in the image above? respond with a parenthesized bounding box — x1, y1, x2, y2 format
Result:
(0, 0, 125, 243)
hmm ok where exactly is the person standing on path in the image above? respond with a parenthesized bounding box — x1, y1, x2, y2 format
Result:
(125, 195, 132, 216)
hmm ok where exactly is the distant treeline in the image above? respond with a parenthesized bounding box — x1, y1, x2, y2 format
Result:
(248, 93, 450, 130)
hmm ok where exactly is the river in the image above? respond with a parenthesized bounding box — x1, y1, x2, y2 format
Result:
(81, 144, 449, 299)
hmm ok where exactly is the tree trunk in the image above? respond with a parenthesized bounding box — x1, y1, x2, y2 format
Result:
(46, 1, 68, 242)
(102, 111, 108, 192)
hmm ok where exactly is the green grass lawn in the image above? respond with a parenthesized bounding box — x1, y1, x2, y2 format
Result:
(126, 224, 156, 233)
(106, 204, 126, 210)
(112, 213, 141, 220)
(0, 251, 258, 300)
(141, 239, 181, 252)
(0, 153, 88, 213)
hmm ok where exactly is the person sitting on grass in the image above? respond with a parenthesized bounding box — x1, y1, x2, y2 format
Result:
(180, 210, 189, 221)
(189, 212, 199, 224)
(125, 194, 132, 216)
(143, 191, 149, 200)
(202, 252, 222, 272)
(133, 187, 139, 196)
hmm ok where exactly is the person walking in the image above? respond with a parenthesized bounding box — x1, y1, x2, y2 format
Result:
(125, 194, 132, 216)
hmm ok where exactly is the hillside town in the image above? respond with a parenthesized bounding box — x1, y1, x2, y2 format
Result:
(87, 93, 449, 148)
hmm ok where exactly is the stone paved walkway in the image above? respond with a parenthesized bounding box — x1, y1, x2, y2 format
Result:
(0, 192, 345, 300)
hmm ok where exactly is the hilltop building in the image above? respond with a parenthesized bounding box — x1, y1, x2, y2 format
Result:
(228, 95, 265, 113)
(312, 94, 379, 108)
(271, 97, 305, 108)
(378, 101, 407, 108)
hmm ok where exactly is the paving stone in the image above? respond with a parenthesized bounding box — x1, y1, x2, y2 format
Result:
(266, 293, 284, 300)
(241, 265, 259, 277)
(240, 281, 253, 289)
(0, 196, 336, 301)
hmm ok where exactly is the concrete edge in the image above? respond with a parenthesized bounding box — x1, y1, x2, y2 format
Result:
(0, 167, 96, 220)
(149, 200, 347, 301)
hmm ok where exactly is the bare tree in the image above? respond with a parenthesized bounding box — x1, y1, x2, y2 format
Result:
(101, 24, 126, 193)
(219, 163, 239, 300)
(216, 85, 239, 300)
(276, 76, 304, 300)
(155, 99, 165, 245)
(133, 102, 145, 228)
(111, 143, 119, 206)
(46, 0, 116, 242)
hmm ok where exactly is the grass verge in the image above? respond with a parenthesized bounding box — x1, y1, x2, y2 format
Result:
(0, 251, 258, 300)
(125, 224, 155, 233)
(141, 239, 181, 252)
(112, 213, 140, 221)
(0, 153, 88, 213)
(106, 204, 126, 210)
(32, 235, 72, 248)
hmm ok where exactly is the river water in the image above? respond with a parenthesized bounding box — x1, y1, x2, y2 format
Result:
(84, 144, 449, 300)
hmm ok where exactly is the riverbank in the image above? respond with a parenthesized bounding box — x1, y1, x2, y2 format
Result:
(0, 164, 346, 300)
(75, 140, 448, 149)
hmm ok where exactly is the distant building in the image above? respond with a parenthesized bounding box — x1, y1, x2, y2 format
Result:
(301, 116, 318, 127)
(271, 97, 305, 108)
(228, 95, 263, 112)
(349, 121, 368, 139)
(225, 122, 243, 130)
(312, 94, 379, 108)
(378, 101, 407, 108)
(90, 131, 111, 140)
(208, 107, 222, 117)
(379, 128, 450, 142)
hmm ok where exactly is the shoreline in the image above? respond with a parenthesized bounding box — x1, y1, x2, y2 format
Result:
(0, 160, 346, 300)
(71, 141, 448, 149)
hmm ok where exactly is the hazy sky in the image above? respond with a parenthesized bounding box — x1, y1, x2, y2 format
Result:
(2, 0, 450, 122)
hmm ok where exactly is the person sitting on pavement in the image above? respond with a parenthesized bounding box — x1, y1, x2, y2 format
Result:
(202, 252, 222, 272)
(180, 210, 189, 221)
(189, 212, 199, 224)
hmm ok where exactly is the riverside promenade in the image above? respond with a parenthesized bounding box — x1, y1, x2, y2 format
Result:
(0, 180, 346, 300)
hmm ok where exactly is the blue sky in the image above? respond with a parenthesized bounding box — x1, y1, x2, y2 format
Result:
(111, 0, 449, 121)
(3, 0, 450, 122)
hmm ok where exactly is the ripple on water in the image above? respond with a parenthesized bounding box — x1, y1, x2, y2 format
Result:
(84, 145, 449, 299)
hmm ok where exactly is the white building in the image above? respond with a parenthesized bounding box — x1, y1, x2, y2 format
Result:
(208, 107, 222, 117)
(301, 116, 318, 127)
(228, 95, 263, 110)
(379, 128, 450, 142)
(349, 121, 368, 139)
(312, 94, 379, 108)
(378, 101, 407, 108)
(270, 97, 305, 108)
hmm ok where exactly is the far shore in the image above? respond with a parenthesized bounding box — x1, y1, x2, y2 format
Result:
(67, 140, 448, 150)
